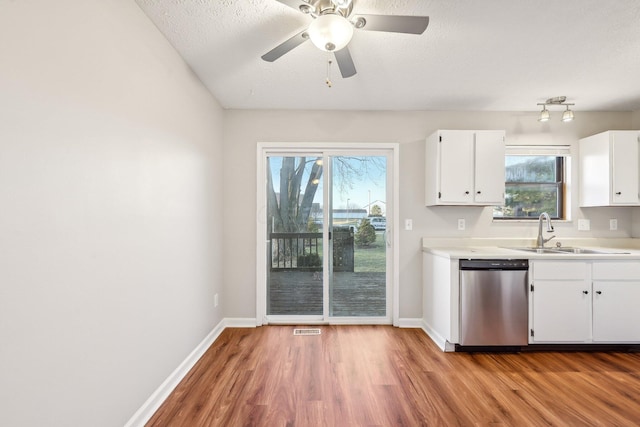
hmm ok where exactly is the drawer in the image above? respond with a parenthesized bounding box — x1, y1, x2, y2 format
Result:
(592, 261, 640, 280)
(532, 261, 589, 280)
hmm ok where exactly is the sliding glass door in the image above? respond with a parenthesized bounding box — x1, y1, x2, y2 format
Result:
(329, 155, 387, 317)
(266, 154, 324, 316)
(260, 146, 394, 324)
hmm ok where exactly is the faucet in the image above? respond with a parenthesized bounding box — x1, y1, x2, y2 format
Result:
(537, 212, 556, 248)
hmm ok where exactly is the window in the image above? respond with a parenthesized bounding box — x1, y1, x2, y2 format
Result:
(493, 146, 569, 220)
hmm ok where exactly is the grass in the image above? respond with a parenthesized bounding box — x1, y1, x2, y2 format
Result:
(354, 231, 386, 273)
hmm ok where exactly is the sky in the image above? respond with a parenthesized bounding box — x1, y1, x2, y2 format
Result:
(268, 155, 387, 213)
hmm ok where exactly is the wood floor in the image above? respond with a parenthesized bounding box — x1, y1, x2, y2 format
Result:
(147, 326, 640, 426)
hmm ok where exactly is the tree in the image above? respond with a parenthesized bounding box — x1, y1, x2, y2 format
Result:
(267, 157, 323, 233)
(268, 156, 386, 233)
(355, 218, 376, 247)
(370, 204, 382, 216)
(307, 217, 319, 233)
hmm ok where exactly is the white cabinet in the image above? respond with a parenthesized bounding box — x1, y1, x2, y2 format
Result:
(579, 130, 640, 206)
(530, 261, 591, 343)
(425, 130, 505, 206)
(422, 252, 460, 351)
(592, 262, 640, 342)
(530, 260, 640, 344)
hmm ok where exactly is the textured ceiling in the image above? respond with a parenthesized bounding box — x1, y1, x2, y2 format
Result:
(135, 0, 640, 112)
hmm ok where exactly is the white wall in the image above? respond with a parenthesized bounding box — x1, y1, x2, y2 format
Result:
(632, 110, 640, 128)
(223, 110, 634, 320)
(0, 1, 224, 426)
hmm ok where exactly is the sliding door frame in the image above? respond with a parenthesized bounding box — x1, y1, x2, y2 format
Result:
(256, 142, 400, 326)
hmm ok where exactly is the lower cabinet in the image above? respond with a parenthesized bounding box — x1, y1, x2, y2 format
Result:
(530, 260, 640, 344)
(530, 261, 591, 343)
(592, 262, 640, 342)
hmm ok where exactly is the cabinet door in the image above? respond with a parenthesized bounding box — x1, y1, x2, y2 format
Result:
(592, 281, 640, 342)
(579, 132, 611, 207)
(531, 280, 591, 343)
(611, 131, 639, 204)
(438, 131, 474, 203)
(474, 131, 505, 204)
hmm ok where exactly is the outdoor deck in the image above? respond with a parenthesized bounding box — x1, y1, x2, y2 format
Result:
(268, 271, 386, 317)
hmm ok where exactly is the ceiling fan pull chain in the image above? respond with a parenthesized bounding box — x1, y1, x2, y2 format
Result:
(326, 57, 333, 88)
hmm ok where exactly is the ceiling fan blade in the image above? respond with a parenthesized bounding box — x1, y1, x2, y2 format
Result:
(352, 14, 429, 34)
(334, 47, 357, 78)
(261, 29, 309, 62)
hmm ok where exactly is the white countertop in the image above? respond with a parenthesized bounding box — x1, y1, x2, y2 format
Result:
(422, 237, 640, 260)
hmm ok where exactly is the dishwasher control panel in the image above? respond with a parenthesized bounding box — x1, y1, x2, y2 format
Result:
(460, 259, 529, 270)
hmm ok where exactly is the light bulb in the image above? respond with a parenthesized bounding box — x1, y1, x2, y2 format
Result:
(562, 107, 574, 122)
(331, 0, 352, 7)
(538, 107, 550, 122)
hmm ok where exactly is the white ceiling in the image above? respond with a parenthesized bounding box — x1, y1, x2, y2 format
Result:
(135, 0, 640, 112)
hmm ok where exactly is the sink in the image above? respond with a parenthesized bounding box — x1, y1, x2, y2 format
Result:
(506, 247, 630, 255)
(552, 247, 606, 254)
(508, 247, 561, 254)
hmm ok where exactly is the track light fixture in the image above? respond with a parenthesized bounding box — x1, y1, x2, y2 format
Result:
(537, 96, 575, 122)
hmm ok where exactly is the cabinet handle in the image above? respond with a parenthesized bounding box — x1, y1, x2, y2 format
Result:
(582, 290, 589, 294)
(615, 192, 622, 195)
(465, 191, 470, 195)
(596, 291, 602, 294)
(476, 190, 481, 194)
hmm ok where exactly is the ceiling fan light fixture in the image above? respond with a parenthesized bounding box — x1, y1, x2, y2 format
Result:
(331, 0, 352, 8)
(308, 13, 354, 52)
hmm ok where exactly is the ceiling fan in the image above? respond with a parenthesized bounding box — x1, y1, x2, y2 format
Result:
(261, 0, 429, 78)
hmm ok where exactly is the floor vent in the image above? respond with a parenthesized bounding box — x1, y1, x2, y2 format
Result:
(293, 328, 321, 336)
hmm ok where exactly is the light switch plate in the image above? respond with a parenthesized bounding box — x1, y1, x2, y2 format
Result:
(404, 219, 413, 230)
(578, 219, 590, 231)
(457, 218, 466, 231)
(610, 219, 618, 230)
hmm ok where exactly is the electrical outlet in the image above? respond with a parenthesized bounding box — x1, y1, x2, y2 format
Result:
(578, 219, 591, 231)
(404, 219, 413, 230)
(457, 218, 466, 231)
(610, 219, 618, 231)
(214, 293, 219, 307)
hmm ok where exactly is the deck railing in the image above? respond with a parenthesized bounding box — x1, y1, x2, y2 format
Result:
(269, 228, 354, 272)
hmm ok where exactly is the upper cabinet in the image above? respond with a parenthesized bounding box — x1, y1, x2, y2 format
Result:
(425, 130, 506, 206)
(579, 130, 640, 207)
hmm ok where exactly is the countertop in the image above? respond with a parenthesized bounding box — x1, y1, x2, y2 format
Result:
(422, 237, 640, 260)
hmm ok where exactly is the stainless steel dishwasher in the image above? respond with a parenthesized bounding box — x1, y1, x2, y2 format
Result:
(459, 259, 529, 346)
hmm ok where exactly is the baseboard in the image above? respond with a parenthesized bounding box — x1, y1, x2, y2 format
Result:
(397, 318, 423, 328)
(124, 319, 227, 427)
(224, 317, 258, 328)
(421, 320, 448, 351)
